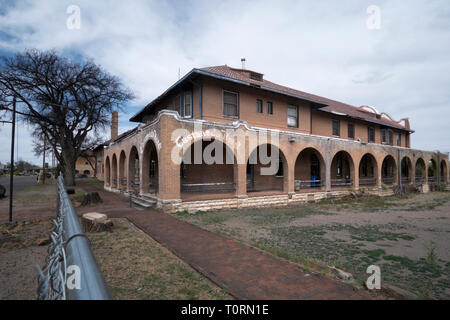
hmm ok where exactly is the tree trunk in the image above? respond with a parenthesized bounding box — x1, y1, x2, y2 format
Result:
(61, 146, 77, 186)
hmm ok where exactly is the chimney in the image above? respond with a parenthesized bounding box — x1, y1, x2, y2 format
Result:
(111, 111, 118, 141)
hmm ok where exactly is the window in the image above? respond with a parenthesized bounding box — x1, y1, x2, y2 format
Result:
(223, 91, 238, 117)
(267, 101, 273, 114)
(405, 134, 409, 148)
(381, 129, 387, 144)
(183, 91, 192, 117)
(368, 127, 375, 143)
(256, 99, 263, 113)
(397, 133, 401, 146)
(348, 123, 354, 139)
(381, 128, 394, 145)
(388, 130, 393, 145)
(287, 105, 298, 127)
(332, 119, 340, 137)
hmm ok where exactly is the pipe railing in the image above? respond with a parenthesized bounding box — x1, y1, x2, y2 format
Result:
(295, 179, 323, 189)
(330, 178, 352, 187)
(35, 176, 111, 300)
(359, 177, 377, 186)
(181, 181, 235, 192)
(381, 177, 395, 185)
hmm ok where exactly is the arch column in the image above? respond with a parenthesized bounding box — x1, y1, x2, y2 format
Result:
(377, 160, 382, 189)
(234, 163, 247, 197)
(325, 144, 331, 192)
(353, 157, 360, 191)
(158, 116, 181, 200)
(138, 154, 144, 195)
(284, 158, 294, 194)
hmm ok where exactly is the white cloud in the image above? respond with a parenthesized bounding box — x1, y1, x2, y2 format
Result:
(0, 0, 449, 163)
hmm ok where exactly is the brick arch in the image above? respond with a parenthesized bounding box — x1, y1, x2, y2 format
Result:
(128, 145, 140, 192)
(381, 154, 397, 185)
(119, 150, 127, 190)
(105, 155, 111, 186)
(440, 159, 448, 183)
(415, 157, 426, 183)
(357, 152, 379, 187)
(401, 156, 413, 183)
(294, 147, 326, 191)
(330, 150, 355, 188)
(247, 142, 289, 193)
(142, 139, 160, 194)
(111, 153, 118, 188)
(179, 137, 238, 197)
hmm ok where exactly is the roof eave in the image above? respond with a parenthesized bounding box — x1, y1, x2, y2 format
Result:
(318, 108, 413, 132)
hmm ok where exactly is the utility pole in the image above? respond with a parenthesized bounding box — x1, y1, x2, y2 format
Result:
(8, 97, 16, 222)
(42, 136, 46, 185)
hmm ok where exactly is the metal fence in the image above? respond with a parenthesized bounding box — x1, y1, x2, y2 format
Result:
(35, 176, 111, 300)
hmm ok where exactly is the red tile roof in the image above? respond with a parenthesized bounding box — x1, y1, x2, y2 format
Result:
(200, 65, 409, 131)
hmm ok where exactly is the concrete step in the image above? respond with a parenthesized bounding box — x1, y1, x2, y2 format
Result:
(131, 195, 157, 209)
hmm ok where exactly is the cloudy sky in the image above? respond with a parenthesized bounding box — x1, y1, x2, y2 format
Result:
(0, 0, 449, 165)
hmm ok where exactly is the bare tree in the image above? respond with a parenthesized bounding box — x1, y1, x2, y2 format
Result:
(0, 49, 134, 185)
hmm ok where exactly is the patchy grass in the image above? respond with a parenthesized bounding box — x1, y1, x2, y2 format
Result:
(314, 192, 450, 213)
(0, 219, 53, 249)
(176, 191, 450, 299)
(76, 177, 105, 190)
(88, 218, 232, 300)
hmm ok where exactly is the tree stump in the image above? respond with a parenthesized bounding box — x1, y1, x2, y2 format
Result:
(80, 192, 103, 206)
(81, 212, 113, 233)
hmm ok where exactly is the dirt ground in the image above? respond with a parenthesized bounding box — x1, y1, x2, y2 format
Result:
(177, 192, 450, 299)
(0, 219, 53, 299)
(0, 217, 231, 300)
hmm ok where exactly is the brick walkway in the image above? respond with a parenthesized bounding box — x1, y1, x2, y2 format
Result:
(75, 182, 371, 300)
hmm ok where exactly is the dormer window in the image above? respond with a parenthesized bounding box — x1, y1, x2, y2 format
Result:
(250, 72, 263, 81)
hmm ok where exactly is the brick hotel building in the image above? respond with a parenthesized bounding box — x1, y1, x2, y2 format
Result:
(102, 65, 449, 212)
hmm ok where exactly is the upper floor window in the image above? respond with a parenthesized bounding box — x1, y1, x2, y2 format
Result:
(183, 91, 192, 118)
(332, 119, 340, 137)
(405, 134, 409, 148)
(388, 130, 393, 145)
(397, 133, 402, 146)
(381, 129, 387, 144)
(223, 91, 238, 118)
(287, 105, 298, 127)
(368, 126, 375, 143)
(348, 123, 355, 139)
(267, 101, 273, 115)
(256, 99, 263, 113)
(381, 128, 394, 145)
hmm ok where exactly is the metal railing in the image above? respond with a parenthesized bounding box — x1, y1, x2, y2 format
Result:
(331, 178, 352, 187)
(295, 179, 323, 189)
(35, 176, 111, 300)
(181, 181, 235, 192)
(381, 177, 395, 185)
(415, 176, 424, 183)
(359, 177, 377, 185)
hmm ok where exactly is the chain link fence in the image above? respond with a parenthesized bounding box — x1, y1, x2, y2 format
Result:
(35, 176, 111, 300)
